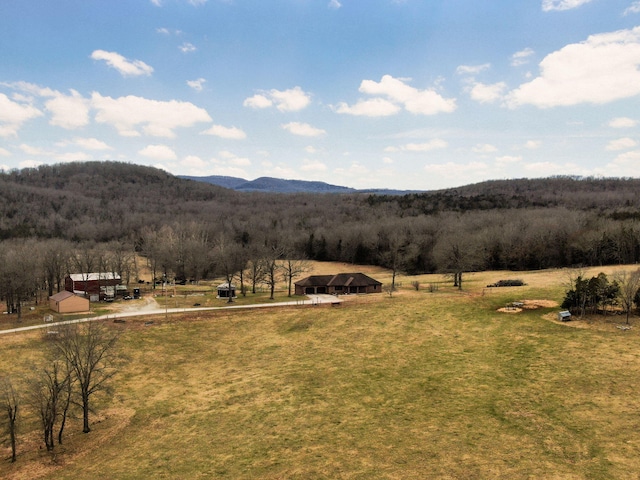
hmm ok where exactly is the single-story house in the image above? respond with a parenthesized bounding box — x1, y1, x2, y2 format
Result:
(295, 273, 382, 295)
(65, 272, 121, 300)
(49, 291, 90, 313)
(217, 282, 237, 298)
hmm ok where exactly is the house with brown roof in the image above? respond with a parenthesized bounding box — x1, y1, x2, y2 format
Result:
(295, 273, 382, 295)
(49, 291, 90, 313)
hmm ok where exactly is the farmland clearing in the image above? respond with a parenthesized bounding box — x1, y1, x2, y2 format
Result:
(2, 263, 640, 479)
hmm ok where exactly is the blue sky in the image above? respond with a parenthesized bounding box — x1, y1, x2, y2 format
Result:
(2, 0, 640, 190)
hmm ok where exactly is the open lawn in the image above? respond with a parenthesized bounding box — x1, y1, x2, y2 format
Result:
(2, 265, 640, 479)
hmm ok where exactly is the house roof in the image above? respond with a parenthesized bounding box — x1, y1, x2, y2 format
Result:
(295, 273, 382, 287)
(50, 291, 77, 301)
(69, 272, 120, 282)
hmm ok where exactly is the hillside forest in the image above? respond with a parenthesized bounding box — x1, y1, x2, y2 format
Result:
(1, 161, 640, 313)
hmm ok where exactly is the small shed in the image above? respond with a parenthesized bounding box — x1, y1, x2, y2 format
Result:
(217, 282, 236, 298)
(558, 310, 572, 322)
(49, 291, 90, 314)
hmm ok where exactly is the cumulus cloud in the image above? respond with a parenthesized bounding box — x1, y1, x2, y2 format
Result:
(524, 140, 542, 149)
(187, 78, 206, 92)
(337, 75, 456, 117)
(0, 93, 43, 137)
(179, 42, 197, 53)
(542, 0, 594, 11)
(333, 98, 400, 117)
(0, 147, 10, 157)
(45, 90, 90, 129)
(55, 152, 92, 163)
(456, 64, 490, 75)
(138, 144, 177, 161)
(606, 137, 638, 151)
(472, 144, 498, 154)
(511, 48, 535, 66)
(469, 82, 507, 104)
(282, 122, 326, 137)
(200, 124, 247, 139)
(91, 93, 211, 137)
(609, 117, 637, 128)
(328, 0, 342, 8)
(58, 137, 112, 150)
(90, 50, 154, 77)
(624, 2, 640, 15)
(400, 139, 448, 152)
(506, 27, 640, 108)
(243, 86, 311, 112)
(301, 159, 328, 172)
(19, 144, 52, 156)
(424, 161, 488, 178)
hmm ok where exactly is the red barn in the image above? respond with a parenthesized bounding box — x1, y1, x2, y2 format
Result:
(65, 273, 121, 299)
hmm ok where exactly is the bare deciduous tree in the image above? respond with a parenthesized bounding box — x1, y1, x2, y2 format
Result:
(2, 377, 19, 462)
(614, 269, 640, 324)
(50, 322, 120, 433)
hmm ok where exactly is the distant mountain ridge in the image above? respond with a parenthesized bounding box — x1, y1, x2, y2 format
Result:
(179, 175, 355, 193)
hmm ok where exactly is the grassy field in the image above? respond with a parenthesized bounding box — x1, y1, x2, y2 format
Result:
(2, 264, 640, 479)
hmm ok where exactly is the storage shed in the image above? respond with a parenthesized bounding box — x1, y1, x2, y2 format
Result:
(558, 310, 572, 322)
(217, 282, 236, 298)
(49, 291, 90, 313)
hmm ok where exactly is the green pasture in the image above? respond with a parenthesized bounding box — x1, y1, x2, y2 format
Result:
(2, 268, 640, 479)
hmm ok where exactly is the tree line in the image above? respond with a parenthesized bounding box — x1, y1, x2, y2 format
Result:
(1, 162, 640, 285)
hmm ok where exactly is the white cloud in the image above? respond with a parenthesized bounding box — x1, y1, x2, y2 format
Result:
(181, 155, 207, 168)
(472, 144, 498, 154)
(45, 89, 90, 129)
(524, 140, 542, 149)
(58, 137, 112, 150)
(511, 48, 535, 67)
(456, 64, 490, 75)
(243, 94, 272, 109)
(19, 160, 43, 169)
(609, 117, 637, 128)
(305, 146, 319, 154)
(624, 2, 640, 15)
(506, 27, 640, 108)
(424, 161, 488, 178)
(243, 86, 311, 112)
(282, 122, 326, 137)
(328, 0, 342, 8)
(0, 147, 10, 157)
(19, 144, 51, 156)
(150, 0, 162, 6)
(187, 78, 206, 92)
(91, 93, 211, 137)
(201, 124, 247, 139)
(90, 50, 154, 77)
(301, 159, 328, 172)
(179, 42, 197, 53)
(356, 75, 456, 115)
(216, 150, 251, 166)
(542, 0, 593, 12)
(334, 98, 401, 117)
(138, 144, 177, 161)
(469, 82, 507, 104)
(495, 155, 523, 166)
(55, 152, 92, 163)
(401, 139, 448, 152)
(606, 137, 637, 151)
(0, 93, 43, 137)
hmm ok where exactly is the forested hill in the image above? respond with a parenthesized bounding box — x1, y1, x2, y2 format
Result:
(2, 161, 640, 272)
